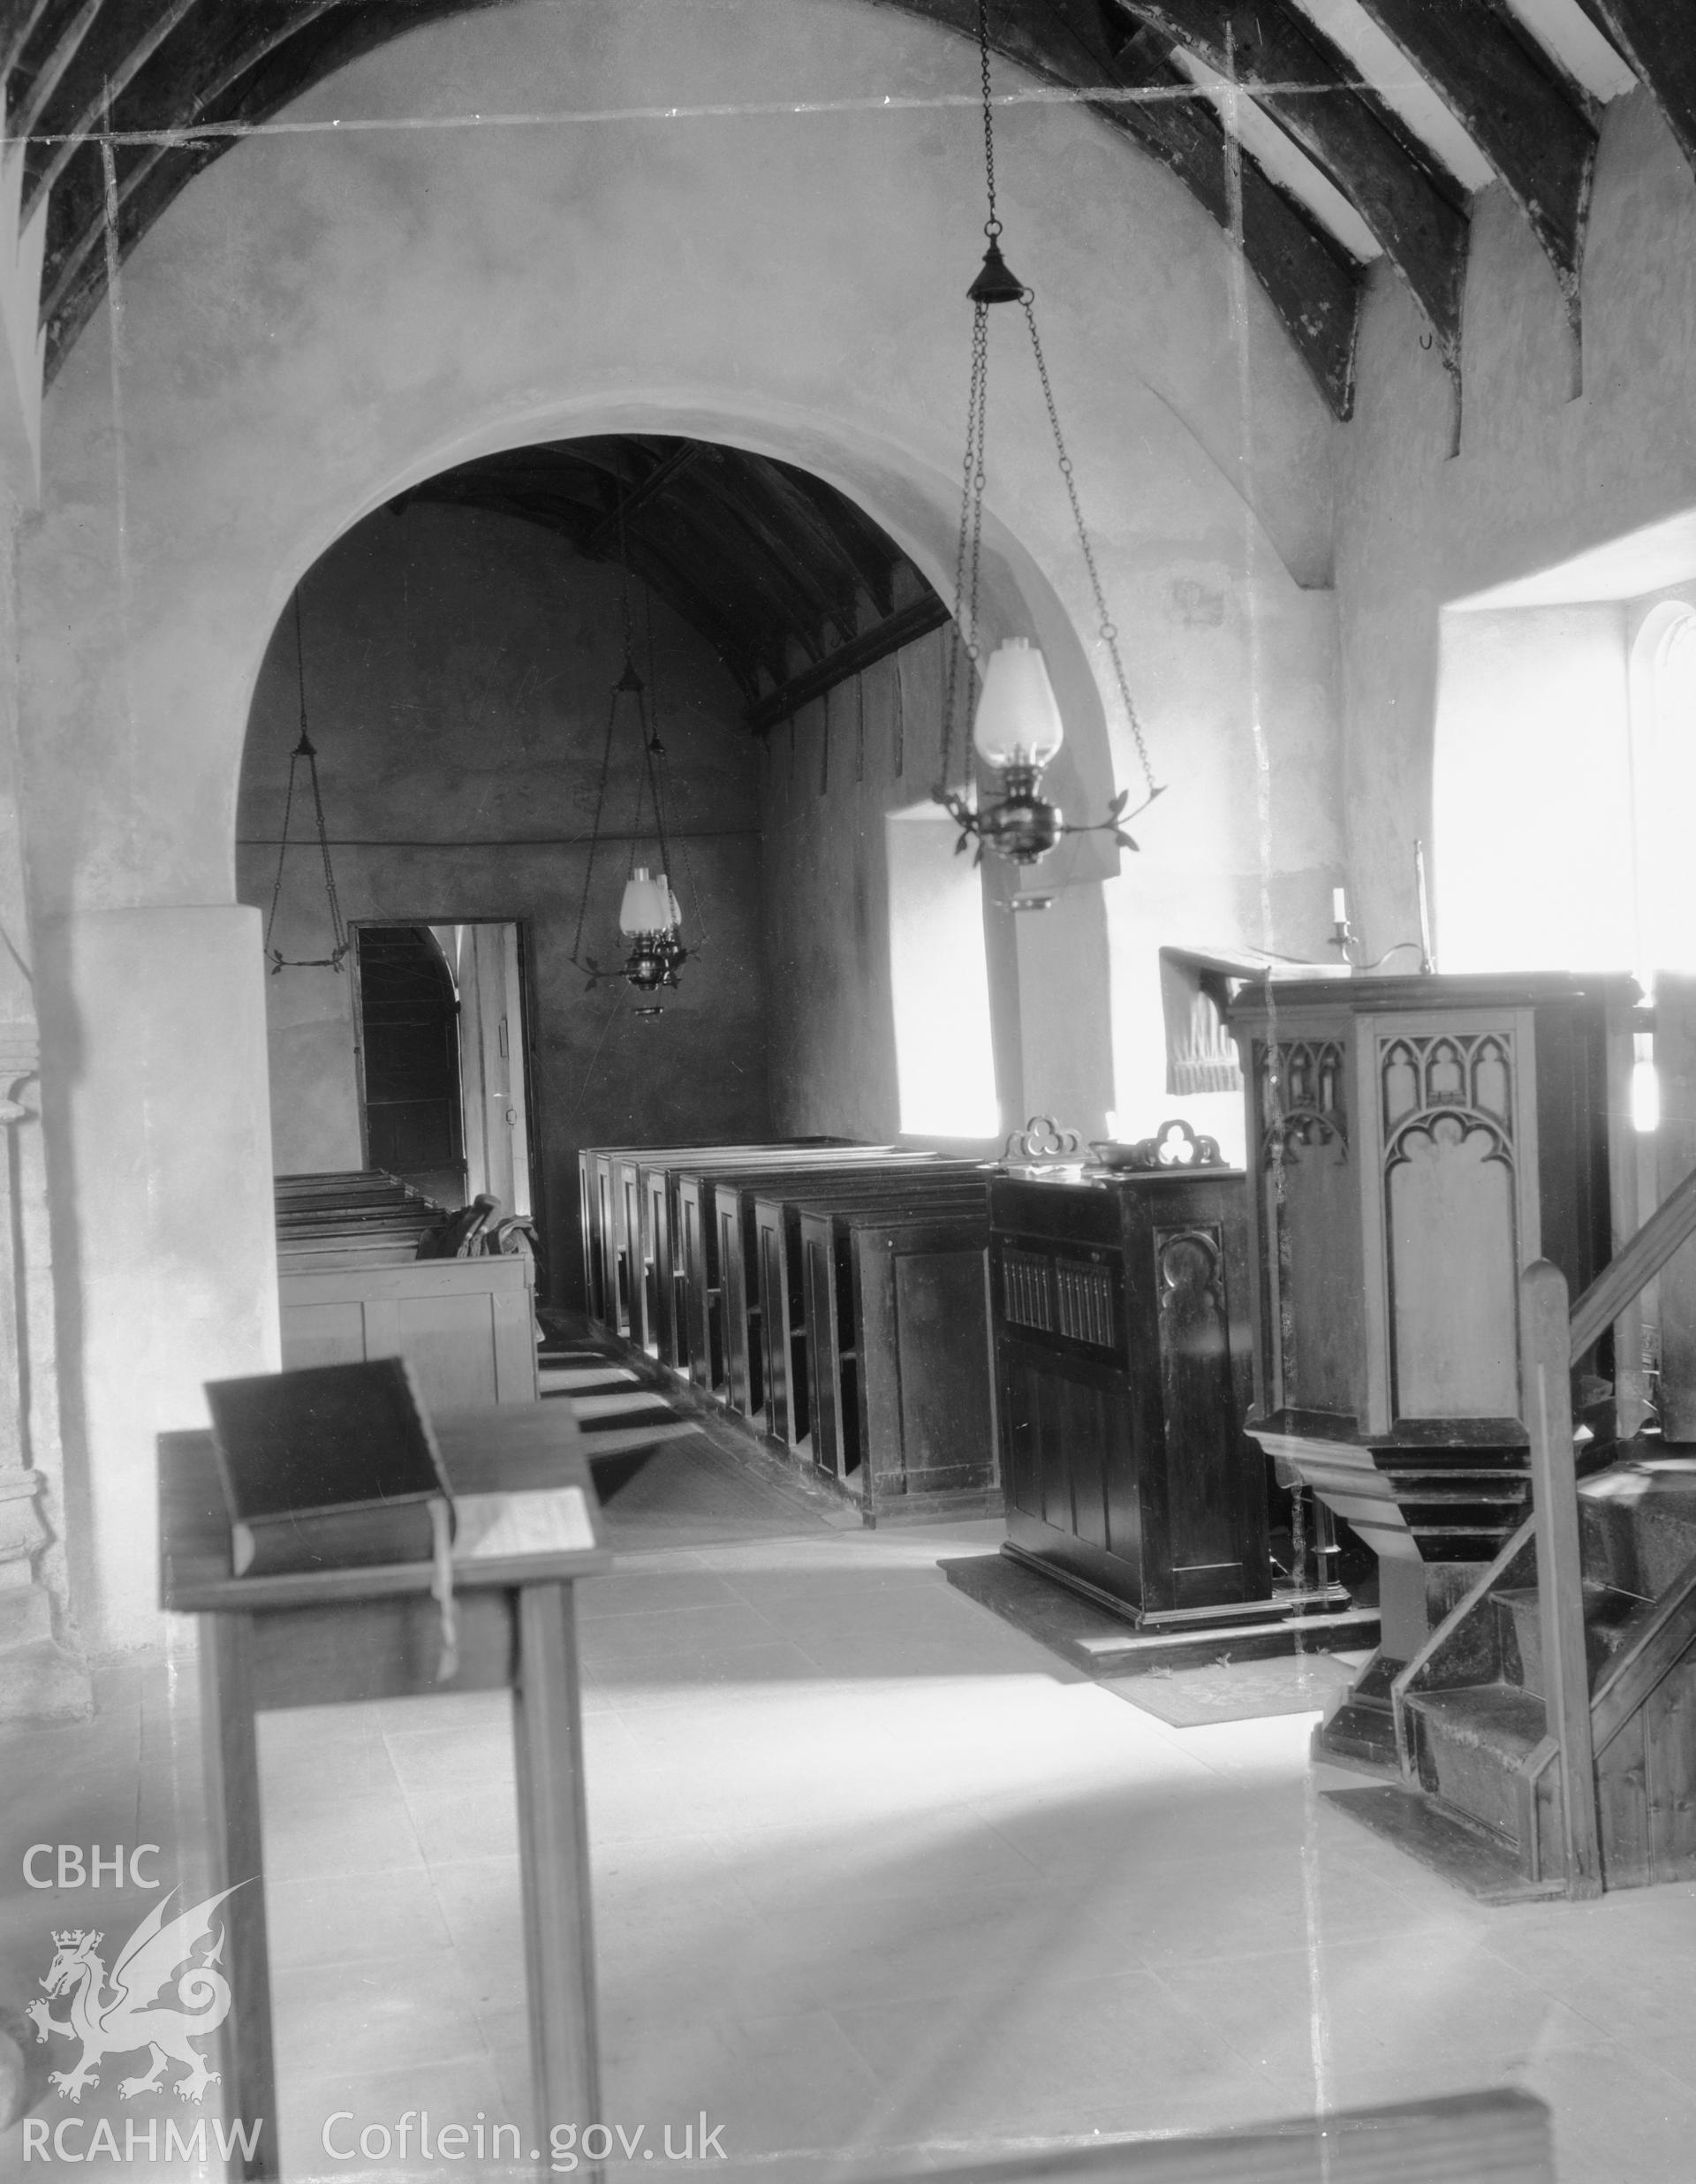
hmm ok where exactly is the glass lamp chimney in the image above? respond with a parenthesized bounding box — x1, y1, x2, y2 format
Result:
(618, 867, 676, 937)
(973, 638, 1064, 771)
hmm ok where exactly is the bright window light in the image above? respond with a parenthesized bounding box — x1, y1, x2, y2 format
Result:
(1632, 1053, 1661, 1134)
(886, 808, 1001, 1138)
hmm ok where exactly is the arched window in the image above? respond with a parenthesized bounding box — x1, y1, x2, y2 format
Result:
(885, 807, 1001, 1138)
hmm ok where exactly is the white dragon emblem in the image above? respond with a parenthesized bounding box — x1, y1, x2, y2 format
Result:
(24, 1885, 243, 2104)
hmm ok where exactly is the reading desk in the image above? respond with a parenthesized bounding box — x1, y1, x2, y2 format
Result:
(158, 1401, 612, 2182)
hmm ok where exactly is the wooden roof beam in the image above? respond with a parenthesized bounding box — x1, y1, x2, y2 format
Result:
(761, 461, 901, 617)
(632, 492, 831, 672)
(2, 0, 62, 87)
(8, 0, 102, 142)
(1575, 0, 1696, 179)
(1352, 0, 1597, 322)
(34, 0, 337, 334)
(581, 438, 708, 555)
(1097, 17, 1362, 417)
(745, 596, 951, 735)
(613, 526, 784, 698)
(889, 0, 1361, 416)
(689, 451, 862, 648)
(42, 0, 473, 371)
(1123, 0, 1468, 369)
(22, 0, 208, 214)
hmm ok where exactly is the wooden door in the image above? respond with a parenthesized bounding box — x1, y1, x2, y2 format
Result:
(353, 925, 464, 1202)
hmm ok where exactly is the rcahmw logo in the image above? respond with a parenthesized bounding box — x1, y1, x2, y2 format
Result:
(23, 1885, 246, 2106)
(23, 2116, 264, 2165)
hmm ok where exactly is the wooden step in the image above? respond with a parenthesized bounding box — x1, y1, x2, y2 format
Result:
(1490, 1581, 1640, 1699)
(1581, 1478, 1696, 1600)
(1312, 1649, 1400, 1775)
(1325, 1785, 1566, 1906)
(1403, 1681, 1548, 1847)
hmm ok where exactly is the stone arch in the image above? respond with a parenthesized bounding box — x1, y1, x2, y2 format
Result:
(19, 0, 1338, 1644)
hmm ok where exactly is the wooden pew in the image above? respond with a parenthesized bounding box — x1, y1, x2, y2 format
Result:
(273, 1169, 540, 1407)
(279, 1255, 540, 1407)
(716, 1160, 989, 1422)
(580, 1138, 852, 1338)
(581, 1141, 730, 1336)
(274, 1168, 443, 1270)
(622, 1141, 867, 1361)
(667, 1149, 924, 1392)
(798, 1188, 999, 1520)
(753, 1175, 988, 1459)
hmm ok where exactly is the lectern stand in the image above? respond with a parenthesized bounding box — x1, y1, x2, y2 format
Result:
(159, 1402, 610, 2181)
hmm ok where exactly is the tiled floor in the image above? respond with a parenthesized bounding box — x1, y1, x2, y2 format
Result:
(9, 1517, 1696, 2181)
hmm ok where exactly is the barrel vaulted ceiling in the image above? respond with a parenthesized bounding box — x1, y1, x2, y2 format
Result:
(403, 435, 950, 725)
(3, 3, 1685, 724)
(2, 0, 1680, 423)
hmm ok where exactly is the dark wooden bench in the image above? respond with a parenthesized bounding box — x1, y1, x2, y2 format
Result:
(629, 1141, 882, 1366)
(797, 1189, 998, 1520)
(578, 1139, 851, 1336)
(712, 1160, 986, 1418)
(663, 1149, 921, 1391)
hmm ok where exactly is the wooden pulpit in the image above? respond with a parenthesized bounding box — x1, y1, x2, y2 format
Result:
(1227, 971, 1636, 1765)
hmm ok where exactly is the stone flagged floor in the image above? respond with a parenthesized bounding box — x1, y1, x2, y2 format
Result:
(7, 1519, 1696, 2180)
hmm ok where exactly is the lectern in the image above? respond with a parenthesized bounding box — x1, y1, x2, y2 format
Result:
(1227, 971, 1634, 1763)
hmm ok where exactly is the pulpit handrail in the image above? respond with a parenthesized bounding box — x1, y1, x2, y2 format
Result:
(1392, 1166, 1696, 1898)
(1568, 1161, 1696, 1363)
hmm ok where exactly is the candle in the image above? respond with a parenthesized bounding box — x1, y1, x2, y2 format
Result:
(1332, 886, 1348, 925)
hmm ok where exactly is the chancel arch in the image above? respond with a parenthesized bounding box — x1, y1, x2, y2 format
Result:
(19, 0, 1341, 1649)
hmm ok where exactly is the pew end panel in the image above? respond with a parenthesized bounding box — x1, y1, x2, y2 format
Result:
(278, 1253, 541, 1409)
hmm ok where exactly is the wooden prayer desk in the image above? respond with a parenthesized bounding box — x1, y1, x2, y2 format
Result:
(158, 1402, 613, 2182)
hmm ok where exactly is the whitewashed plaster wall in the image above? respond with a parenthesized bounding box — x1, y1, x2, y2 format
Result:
(19, 0, 1341, 1647)
(1336, 90, 1696, 970)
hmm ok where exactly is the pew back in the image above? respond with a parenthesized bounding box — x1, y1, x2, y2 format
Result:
(754, 1178, 991, 1455)
(580, 1138, 852, 1335)
(630, 1145, 891, 1366)
(656, 1148, 912, 1384)
(799, 1191, 998, 1520)
(713, 1161, 987, 1416)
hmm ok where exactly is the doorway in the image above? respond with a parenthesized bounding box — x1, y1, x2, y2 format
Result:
(352, 921, 539, 1232)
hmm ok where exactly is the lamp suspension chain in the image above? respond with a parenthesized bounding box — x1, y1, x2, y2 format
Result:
(568, 669, 620, 974)
(932, 0, 1163, 868)
(567, 459, 691, 999)
(645, 581, 708, 951)
(1018, 298, 1160, 803)
(977, 0, 1001, 239)
(263, 586, 350, 974)
(939, 300, 990, 795)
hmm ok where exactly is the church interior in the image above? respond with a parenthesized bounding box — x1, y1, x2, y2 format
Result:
(7, 1, 1696, 2179)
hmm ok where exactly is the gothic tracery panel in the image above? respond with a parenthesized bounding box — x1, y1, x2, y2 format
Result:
(1381, 1030, 1519, 1419)
(1258, 1038, 1355, 1416)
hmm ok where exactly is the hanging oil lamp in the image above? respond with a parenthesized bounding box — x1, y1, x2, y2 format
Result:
(935, 0, 1163, 869)
(569, 646, 694, 1011)
(262, 586, 351, 973)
